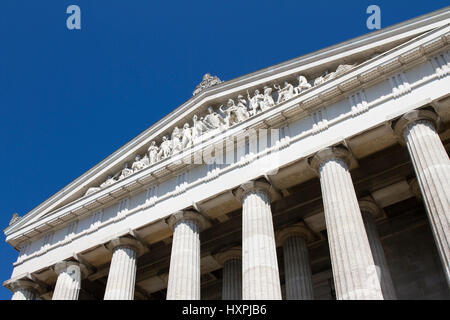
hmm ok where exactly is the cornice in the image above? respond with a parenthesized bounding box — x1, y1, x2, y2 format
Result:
(5, 9, 450, 239)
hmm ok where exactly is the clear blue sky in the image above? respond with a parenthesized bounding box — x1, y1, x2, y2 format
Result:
(0, 0, 448, 300)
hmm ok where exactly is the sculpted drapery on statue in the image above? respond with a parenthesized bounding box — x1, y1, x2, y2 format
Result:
(158, 136, 172, 160)
(248, 89, 264, 116)
(118, 163, 133, 181)
(275, 81, 295, 104)
(182, 123, 193, 149)
(84, 64, 357, 198)
(203, 106, 226, 130)
(220, 98, 249, 127)
(294, 75, 311, 95)
(148, 141, 159, 165)
(171, 127, 183, 154)
(132, 154, 149, 172)
(263, 86, 275, 110)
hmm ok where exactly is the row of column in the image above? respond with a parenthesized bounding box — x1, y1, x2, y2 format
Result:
(10, 109, 449, 300)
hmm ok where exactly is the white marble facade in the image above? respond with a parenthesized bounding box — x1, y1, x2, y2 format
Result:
(3, 8, 450, 300)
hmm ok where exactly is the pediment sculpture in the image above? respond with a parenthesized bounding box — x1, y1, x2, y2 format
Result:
(84, 63, 358, 198)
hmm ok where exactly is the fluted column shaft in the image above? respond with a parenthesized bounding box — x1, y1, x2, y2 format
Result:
(223, 259, 242, 300)
(104, 237, 142, 300)
(12, 288, 35, 300)
(360, 206, 397, 300)
(235, 180, 282, 300)
(283, 236, 314, 300)
(395, 110, 450, 287)
(166, 211, 205, 300)
(310, 147, 384, 300)
(52, 262, 84, 300)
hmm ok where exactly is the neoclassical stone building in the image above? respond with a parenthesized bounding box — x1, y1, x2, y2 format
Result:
(3, 8, 450, 300)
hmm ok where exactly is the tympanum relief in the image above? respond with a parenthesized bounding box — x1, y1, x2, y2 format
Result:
(84, 64, 357, 197)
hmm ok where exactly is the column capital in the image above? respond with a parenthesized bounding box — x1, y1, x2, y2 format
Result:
(4, 278, 41, 294)
(214, 246, 242, 265)
(359, 197, 383, 220)
(166, 210, 208, 231)
(232, 179, 279, 202)
(393, 109, 441, 144)
(308, 146, 354, 174)
(105, 236, 145, 257)
(276, 224, 315, 246)
(53, 261, 90, 279)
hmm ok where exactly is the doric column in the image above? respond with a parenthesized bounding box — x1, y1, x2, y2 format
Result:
(215, 247, 242, 300)
(166, 210, 207, 300)
(9, 279, 40, 300)
(359, 198, 397, 300)
(104, 237, 144, 300)
(394, 109, 450, 287)
(309, 146, 384, 300)
(52, 261, 87, 300)
(276, 224, 315, 300)
(234, 180, 282, 300)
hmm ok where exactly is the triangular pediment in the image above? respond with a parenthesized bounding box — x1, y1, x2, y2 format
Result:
(5, 7, 450, 243)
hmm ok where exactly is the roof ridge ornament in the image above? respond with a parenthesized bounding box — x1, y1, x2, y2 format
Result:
(193, 73, 223, 96)
(9, 213, 20, 226)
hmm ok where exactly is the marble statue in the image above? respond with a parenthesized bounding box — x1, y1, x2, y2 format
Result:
(192, 114, 208, 139)
(100, 175, 117, 188)
(141, 154, 150, 167)
(248, 89, 264, 116)
(181, 123, 193, 149)
(314, 75, 325, 86)
(85, 187, 101, 196)
(220, 98, 250, 127)
(234, 97, 250, 123)
(219, 102, 232, 127)
(237, 94, 248, 111)
(333, 64, 356, 76)
(131, 154, 146, 172)
(294, 75, 311, 95)
(158, 136, 172, 160)
(118, 163, 133, 181)
(171, 126, 183, 154)
(203, 106, 225, 130)
(262, 86, 275, 110)
(313, 64, 356, 86)
(148, 141, 159, 165)
(275, 81, 294, 104)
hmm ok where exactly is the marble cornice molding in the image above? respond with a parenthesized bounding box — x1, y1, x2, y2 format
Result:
(5, 24, 450, 249)
(6, 11, 449, 235)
